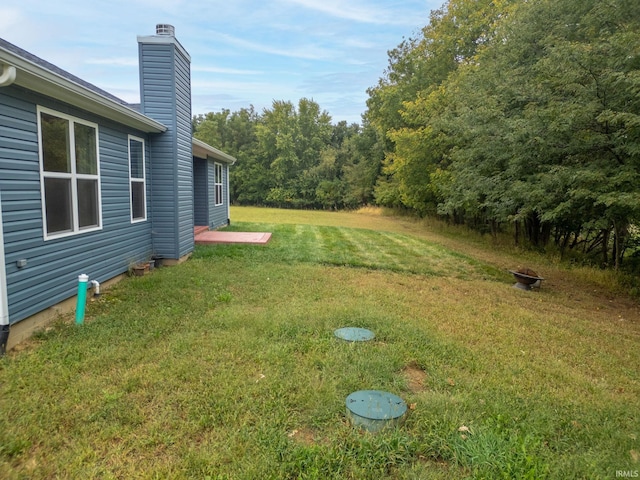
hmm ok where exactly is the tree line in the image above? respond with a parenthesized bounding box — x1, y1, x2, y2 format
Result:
(194, 0, 640, 269)
(193, 100, 383, 210)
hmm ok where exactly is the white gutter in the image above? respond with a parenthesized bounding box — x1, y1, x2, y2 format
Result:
(0, 191, 8, 327)
(0, 47, 166, 134)
(227, 168, 231, 223)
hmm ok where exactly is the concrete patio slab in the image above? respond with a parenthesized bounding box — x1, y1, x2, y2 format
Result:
(195, 229, 272, 245)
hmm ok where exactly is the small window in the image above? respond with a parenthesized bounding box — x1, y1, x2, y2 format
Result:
(128, 136, 147, 222)
(214, 163, 223, 206)
(38, 107, 101, 239)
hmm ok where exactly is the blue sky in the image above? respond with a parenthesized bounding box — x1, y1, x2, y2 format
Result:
(1, 0, 443, 124)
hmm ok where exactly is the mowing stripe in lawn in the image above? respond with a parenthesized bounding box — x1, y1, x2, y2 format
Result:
(202, 222, 504, 281)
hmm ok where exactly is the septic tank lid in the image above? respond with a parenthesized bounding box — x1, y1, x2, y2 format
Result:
(334, 327, 375, 342)
(346, 390, 407, 431)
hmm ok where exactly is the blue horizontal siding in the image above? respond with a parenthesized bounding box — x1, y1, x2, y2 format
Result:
(210, 162, 229, 229)
(193, 158, 208, 226)
(0, 86, 154, 325)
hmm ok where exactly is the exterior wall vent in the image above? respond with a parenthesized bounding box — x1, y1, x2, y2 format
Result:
(156, 24, 175, 36)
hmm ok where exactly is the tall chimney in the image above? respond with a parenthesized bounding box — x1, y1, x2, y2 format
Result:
(137, 25, 194, 261)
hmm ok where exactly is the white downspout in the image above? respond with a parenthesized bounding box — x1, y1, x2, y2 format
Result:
(226, 164, 231, 225)
(0, 191, 10, 355)
(0, 63, 17, 87)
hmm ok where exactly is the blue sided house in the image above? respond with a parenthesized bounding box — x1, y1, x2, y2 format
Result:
(0, 24, 236, 351)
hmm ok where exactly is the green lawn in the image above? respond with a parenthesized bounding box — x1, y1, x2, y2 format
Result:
(0, 207, 638, 479)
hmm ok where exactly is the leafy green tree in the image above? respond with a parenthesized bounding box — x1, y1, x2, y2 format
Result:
(423, 0, 639, 265)
(367, 0, 513, 212)
(194, 107, 265, 205)
(194, 100, 384, 209)
(254, 99, 334, 208)
(193, 110, 231, 149)
(341, 122, 384, 208)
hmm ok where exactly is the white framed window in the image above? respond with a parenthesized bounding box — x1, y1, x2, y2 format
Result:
(128, 135, 147, 222)
(37, 106, 102, 240)
(214, 163, 223, 206)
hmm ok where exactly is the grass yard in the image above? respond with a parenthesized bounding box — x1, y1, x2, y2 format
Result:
(0, 206, 638, 479)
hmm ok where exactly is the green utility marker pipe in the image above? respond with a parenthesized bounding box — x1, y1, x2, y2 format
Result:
(75, 274, 89, 325)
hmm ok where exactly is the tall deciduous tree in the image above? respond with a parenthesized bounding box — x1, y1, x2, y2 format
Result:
(365, 0, 640, 267)
(368, 0, 513, 213)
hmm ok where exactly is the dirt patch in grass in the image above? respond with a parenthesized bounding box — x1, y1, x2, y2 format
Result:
(288, 427, 319, 446)
(402, 361, 428, 393)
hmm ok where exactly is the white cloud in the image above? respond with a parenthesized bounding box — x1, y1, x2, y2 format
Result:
(85, 57, 139, 67)
(0, 7, 50, 47)
(193, 66, 263, 75)
(280, 0, 421, 26)
(343, 38, 378, 49)
(212, 32, 335, 60)
(0, 8, 22, 30)
(192, 80, 292, 95)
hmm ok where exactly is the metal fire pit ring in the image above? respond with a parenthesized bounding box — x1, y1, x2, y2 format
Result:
(509, 270, 544, 291)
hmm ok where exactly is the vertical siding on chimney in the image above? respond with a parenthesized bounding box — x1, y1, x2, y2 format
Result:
(138, 36, 193, 260)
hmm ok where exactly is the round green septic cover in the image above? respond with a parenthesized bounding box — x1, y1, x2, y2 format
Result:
(334, 327, 375, 342)
(346, 390, 407, 432)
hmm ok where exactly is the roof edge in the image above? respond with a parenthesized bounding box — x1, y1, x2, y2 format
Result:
(192, 137, 237, 164)
(0, 43, 167, 134)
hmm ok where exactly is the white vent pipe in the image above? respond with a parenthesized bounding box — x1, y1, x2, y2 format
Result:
(90, 280, 101, 297)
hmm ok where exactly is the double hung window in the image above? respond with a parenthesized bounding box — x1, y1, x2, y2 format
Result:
(214, 163, 223, 206)
(128, 136, 146, 222)
(38, 107, 101, 239)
